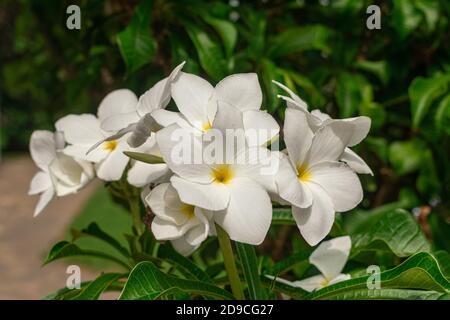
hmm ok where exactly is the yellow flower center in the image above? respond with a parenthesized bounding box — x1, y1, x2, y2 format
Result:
(202, 121, 212, 133)
(103, 140, 118, 152)
(297, 163, 311, 182)
(320, 278, 330, 287)
(180, 204, 196, 220)
(211, 164, 234, 184)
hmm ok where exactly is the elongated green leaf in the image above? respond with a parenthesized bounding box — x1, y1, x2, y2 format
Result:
(185, 22, 228, 81)
(409, 74, 450, 128)
(269, 251, 310, 275)
(324, 289, 449, 300)
(123, 151, 164, 164)
(268, 25, 332, 57)
(158, 243, 212, 283)
(435, 93, 450, 134)
(72, 273, 124, 300)
(72, 222, 130, 259)
(261, 275, 309, 299)
(116, 0, 157, 74)
(272, 208, 295, 225)
(351, 209, 431, 258)
(203, 16, 237, 57)
(44, 241, 130, 269)
(434, 250, 450, 279)
(307, 252, 450, 300)
(119, 261, 233, 300)
(354, 60, 390, 85)
(235, 242, 266, 300)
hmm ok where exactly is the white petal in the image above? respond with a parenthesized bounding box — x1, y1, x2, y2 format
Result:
(29, 171, 52, 195)
(212, 101, 244, 132)
(329, 273, 351, 285)
(171, 176, 230, 211)
(171, 238, 199, 256)
(63, 144, 108, 163)
(33, 187, 55, 217)
(145, 183, 169, 216)
(275, 155, 312, 208)
(284, 108, 313, 167)
(101, 112, 140, 132)
(341, 148, 373, 175)
(342, 116, 371, 147)
(95, 146, 129, 181)
(306, 121, 353, 165)
(308, 161, 363, 212)
(292, 183, 335, 246)
(151, 109, 192, 129)
(97, 89, 138, 123)
(156, 124, 212, 183)
(185, 208, 209, 246)
(215, 73, 262, 111)
(292, 274, 327, 292)
(127, 114, 159, 148)
(151, 216, 198, 240)
(272, 80, 308, 110)
(214, 177, 272, 245)
(309, 236, 351, 280)
(243, 110, 280, 147)
(29, 130, 56, 171)
(127, 162, 169, 187)
(55, 114, 104, 145)
(171, 72, 213, 130)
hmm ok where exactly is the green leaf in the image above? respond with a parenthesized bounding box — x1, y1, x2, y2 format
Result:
(119, 261, 233, 300)
(322, 289, 449, 300)
(72, 273, 124, 300)
(269, 251, 310, 276)
(335, 72, 370, 118)
(354, 60, 390, 85)
(409, 75, 450, 128)
(123, 151, 164, 164)
(434, 251, 450, 279)
(157, 243, 212, 283)
(116, 0, 157, 74)
(72, 222, 130, 259)
(235, 242, 266, 299)
(307, 252, 450, 300)
(435, 93, 450, 134)
(44, 241, 130, 269)
(267, 25, 331, 58)
(203, 16, 237, 57)
(392, 0, 422, 39)
(272, 208, 295, 225)
(185, 22, 228, 81)
(261, 275, 309, 299)
(388, 139, 426, 175)
(352, 209, 431, 258)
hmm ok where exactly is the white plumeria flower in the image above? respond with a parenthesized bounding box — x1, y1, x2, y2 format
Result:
(145, 183, 212, 256)
(97, 62, 186, 148)
(156, 104, 278, 245)
(277, 108, 363, 245)
(55, 100, 133, 181)
(273, 81, 372, 175)
(28, 130, 94, 216)
(127, 134, 171, 187)
(269, 236, 351, 292)
(151, 72, 280, 147)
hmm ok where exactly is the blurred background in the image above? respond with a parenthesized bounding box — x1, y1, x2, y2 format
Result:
(0, 0, 449, 299)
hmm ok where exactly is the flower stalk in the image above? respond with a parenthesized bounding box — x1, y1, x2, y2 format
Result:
(216, 223, 245, 300)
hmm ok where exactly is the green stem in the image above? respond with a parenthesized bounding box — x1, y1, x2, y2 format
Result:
(120, 180, 144, 236)
(216, 224, 245, 300)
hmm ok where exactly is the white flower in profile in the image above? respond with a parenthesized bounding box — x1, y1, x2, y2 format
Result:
(28, 130, 94, 216)
(97, 62, 186, 148)
(55, 98, 133, 181)
(273, 81, 372, 175)
(276, 108, 363, 245)
(151, 71, 279, 147)
(156, 104, 278, 245)
(269, 236, 351, 292)
(126, 134, 170, 187)
(145, 183, 212, 256)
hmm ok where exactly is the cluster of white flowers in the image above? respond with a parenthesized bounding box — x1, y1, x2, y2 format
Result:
(29, 62, 371, 255)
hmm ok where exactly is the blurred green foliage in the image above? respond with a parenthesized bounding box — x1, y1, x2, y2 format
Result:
(1, 0, 449, 252)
